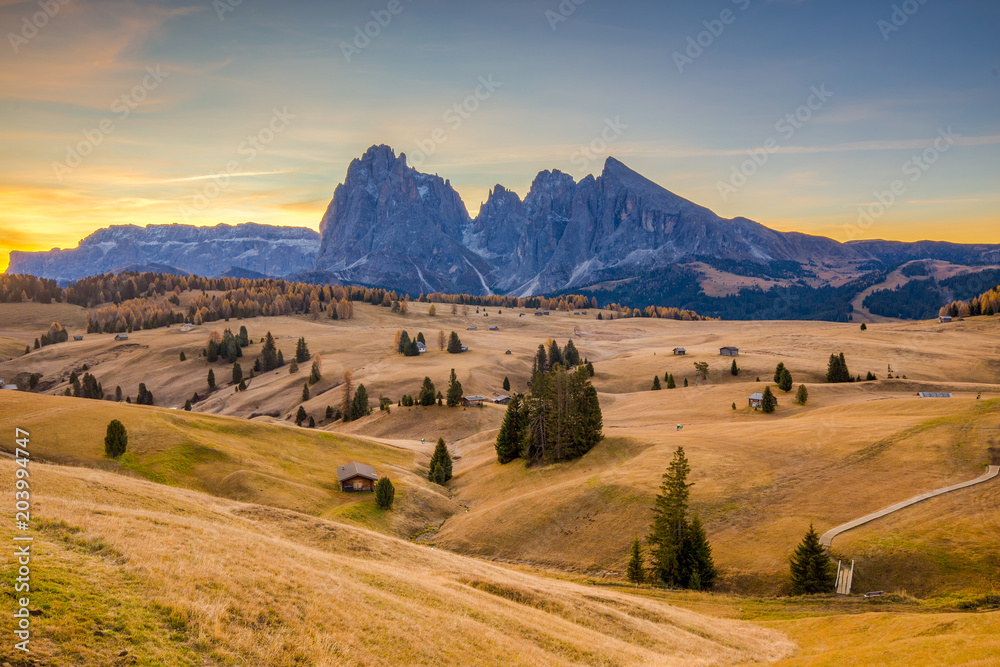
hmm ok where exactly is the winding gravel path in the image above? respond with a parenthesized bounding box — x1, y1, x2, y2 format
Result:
(821, 465, 1000, 549)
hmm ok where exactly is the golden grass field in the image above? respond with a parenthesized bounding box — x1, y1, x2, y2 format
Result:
(1, 299, 999, 664)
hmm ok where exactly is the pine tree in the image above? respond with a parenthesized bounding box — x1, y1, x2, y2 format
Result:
(325, 405, 334, 419)
(350, 383, 370, 420)
(730, 359, 739, 376)
(446, 368, 463, 407)
(796, 384, 808, 405)
(585, 360, 595, 377)
(437, 330, 445, 351)
(447, 331, 463, 353)
(626, 537, 646, 585)
(683, 378, 689, 387)
(418, 377, 437, 406)
(495, 394, 525, 463)
(779, 368, 793, 392)
(547, 339, 563, 367)
(238, 379, 247, 391)
(533, 344, 548, 375)
(666, 374, 676, 389)
(563, 339, 581, 367)
(683, 515, 717, 590)
(502, 376, 510, 392)
(115, 385, 123, 402)
(289, 360, 299, 373)
(860, 323, 867, 331)
(302, 382, 310, 402)
(428, 304, 437, 317)
(295, 336, 310, 363)
(341, 370, 353, 421)
(277, 349, 285, 367)
(866, 371, 877, 381)
(789, 524, 836, 595)
(207, 369, 216, 390)
(429, 437, 453, 482)
(308, 416, 315, 428)
(295, 406, 307, 425)
(261, 332, 278, 371)
(429, 461, 445, 485)
(183, 399, 192, 411)
(774, 362, 786, 384)
(232, 362, 243, 385)
(104, 419, 128, 458)
(826, 353, 851, 383)
(179, 351, 186, 361)
(652, 376, 661, 390)
(762, 386, 777, 413)
(648, 447, 692, 587)
(375, 477, 395, 509)
(309, 355, 322, 384)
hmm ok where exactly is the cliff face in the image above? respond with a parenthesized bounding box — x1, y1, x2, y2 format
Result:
(7, 222, 320, 282)
(13, 145, 1000, 296)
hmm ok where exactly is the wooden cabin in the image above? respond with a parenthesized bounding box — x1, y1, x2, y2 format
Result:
(673, 347, 686, 355)
(493, 395, 511, 405)
(462, 395, 486, 407)
(337, 462, 378, 492)
(748, 392, 776, 408)
(720, 346, 739, 356)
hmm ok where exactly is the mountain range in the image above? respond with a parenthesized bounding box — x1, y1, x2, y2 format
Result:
(8, 144, 1000, 318)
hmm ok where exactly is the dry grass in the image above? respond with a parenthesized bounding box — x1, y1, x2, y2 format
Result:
(0, 459, 794, 666)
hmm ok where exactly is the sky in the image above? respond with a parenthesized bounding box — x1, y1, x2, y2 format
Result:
(0, 0, 998, 271)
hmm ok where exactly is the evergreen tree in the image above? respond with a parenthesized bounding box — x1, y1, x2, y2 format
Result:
(446, 368, 463, 407)
(494, 394, 526, 464)
(789, 524, 836, 594)
(447, 331, 464, 354)
(309, 355, 322, 384)
(762, 386, 777, 413)
(826, 353, 851, 383)
(866, 371, 877, 381)
(626, 537, 646, 585)
(326, 405, 334, 419)
(238, 325, 249, 346)
(652, 376, 661, 390)
(796, 384, 809, 405)
(666, 374, 676, 389)
(533, 344, 548, 375)
(115, 385, 123, 402)
(375, 477, 395, 509)
(349, 383, 370, 420)
(730, 359, 739, 376)
(860, 323, 867, 331)
(648, 447, 692, 587)
(104, 419, 128, 458)
(207, 369, 216, 390)
(418, 376, 437, 406)
(295, 336, 310, 363)
(289, 360, 299, 373)
(585, 360, 595, 377)
(429, 461, 445, 485)
(232, 362, 243, 385)
(416, 332, 425, 345)
(502, 376, 510, 392)
(277, 349, 285, 367)
(563, 339, 581, 367)
(261, 332, 278, 371)
(683, 378, 688, 387)
(207, 338, 218, 362)
(547, 339, 563, 368)
(683, 516, 717, 590)
(179, 351, 186, 361)
(183, 399, 192, 411)
(779, 368, 793, 392)
(301, 382, 310, 402)
(308, 416, 315, 428)
(295, 406, 307, 425)
(237, 379, 246, 391)
(429, 437, 453, 482)
(774, 362, 786, 384)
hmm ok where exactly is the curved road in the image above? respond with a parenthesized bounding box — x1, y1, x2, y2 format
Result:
(821, 465, 1000, 549)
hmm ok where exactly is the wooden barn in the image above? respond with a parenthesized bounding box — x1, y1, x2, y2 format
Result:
(673, 347, 686, 356)
(748, 392, 776, 408)
(462, 395, 487, 407)
(337, 462, 378, 492)
(720, 346, 739, 356)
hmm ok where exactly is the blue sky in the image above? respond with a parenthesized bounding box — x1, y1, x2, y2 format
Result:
(0, 0, 997, 268)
